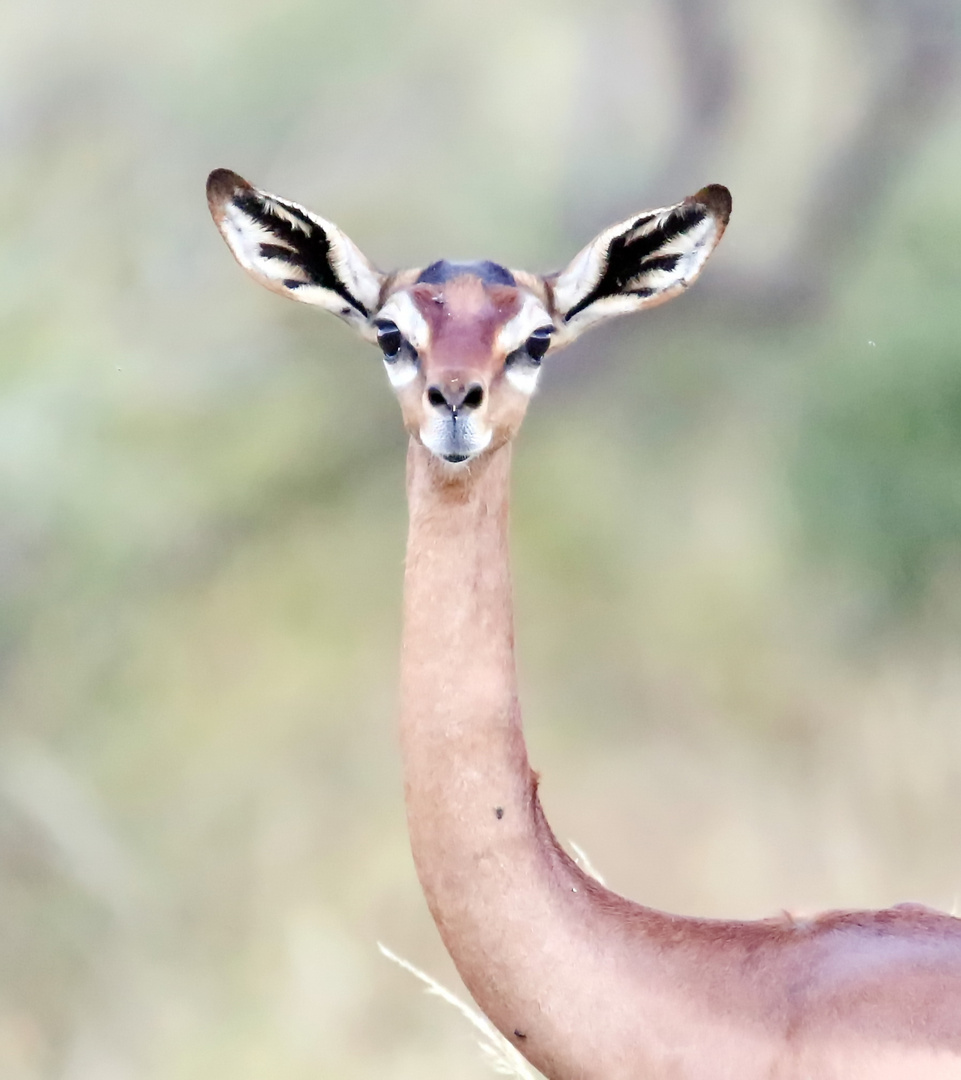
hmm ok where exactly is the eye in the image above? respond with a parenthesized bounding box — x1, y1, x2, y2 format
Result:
(376, 320, 403, 359)
(525, 326, 553, 362)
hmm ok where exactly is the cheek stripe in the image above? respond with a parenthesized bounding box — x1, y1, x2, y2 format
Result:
(384, 358, 418, 388)
(505, 365, 540, 396)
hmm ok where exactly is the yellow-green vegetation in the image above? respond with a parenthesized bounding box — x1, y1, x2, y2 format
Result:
(1, 1, 960, 1077)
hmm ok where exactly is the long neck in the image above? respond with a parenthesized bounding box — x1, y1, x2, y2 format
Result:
(399, 440, 706, 1078)
(400, 439, 553, 904)
(399, 439, 961, 1080)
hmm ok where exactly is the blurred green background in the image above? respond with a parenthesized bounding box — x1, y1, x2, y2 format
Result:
(2, 0, 961, 1076)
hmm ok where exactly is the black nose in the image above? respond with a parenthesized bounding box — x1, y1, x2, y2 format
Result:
(426, 383, 485, 412)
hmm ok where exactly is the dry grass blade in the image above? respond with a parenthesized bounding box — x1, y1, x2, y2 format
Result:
(568, 840, 606, 886)
(377, 943, 545, 1079)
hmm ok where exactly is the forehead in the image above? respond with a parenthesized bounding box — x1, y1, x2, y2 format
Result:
(408, 272, 522, 359)
(376, 260, 552, 363)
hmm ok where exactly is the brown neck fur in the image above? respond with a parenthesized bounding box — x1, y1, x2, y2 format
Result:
(399, 438, 961, 1080)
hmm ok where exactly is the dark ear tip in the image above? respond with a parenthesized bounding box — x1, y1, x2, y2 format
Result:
(206, 168, 251, 206)
(691, 184, 732, 224)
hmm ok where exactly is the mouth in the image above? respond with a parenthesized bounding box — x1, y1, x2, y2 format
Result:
(422, 418, 492, 466)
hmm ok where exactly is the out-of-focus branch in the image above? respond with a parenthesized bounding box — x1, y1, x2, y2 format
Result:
(645, 0, 739, 201)
(717, 0, 961, 321)
(562, 0, 960, 330)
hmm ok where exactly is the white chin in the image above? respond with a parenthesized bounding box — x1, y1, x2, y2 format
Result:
(422, 426, 492, 464)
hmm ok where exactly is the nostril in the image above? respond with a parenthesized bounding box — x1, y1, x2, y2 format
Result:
(462, 384, 484, 410)
(427, 386, 447, 409)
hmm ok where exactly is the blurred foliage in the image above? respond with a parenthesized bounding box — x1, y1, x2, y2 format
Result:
(793, 139, 961, 610)
(1, 0, 960, 1078)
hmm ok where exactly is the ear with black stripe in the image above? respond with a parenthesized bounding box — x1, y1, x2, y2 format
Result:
(548, 185, 731, 343)
(206, 169, 385, 337)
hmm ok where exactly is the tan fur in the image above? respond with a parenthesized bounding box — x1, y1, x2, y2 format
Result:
(400, 440, 961, 1080)
(205, 171, 961, 1076)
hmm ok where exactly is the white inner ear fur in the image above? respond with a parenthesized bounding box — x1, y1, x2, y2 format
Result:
(222, 204, 296, 281)
(639, 212, 716, 284)
(219, 189, 384, 321)
(551, 293, 646, 341)
(323, 230, 384, 315)
(552, 202, 720, 322)
(551, 216, 638, 315)
(254, 191, 385, 313)
(259, 196, 312, 235)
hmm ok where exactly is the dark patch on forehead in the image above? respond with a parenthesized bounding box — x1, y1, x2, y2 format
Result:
(417, 259, 516, 287)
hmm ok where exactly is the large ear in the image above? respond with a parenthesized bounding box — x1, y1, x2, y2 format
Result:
(548, 185, 731, 343)
(206, 169, 385, 336)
